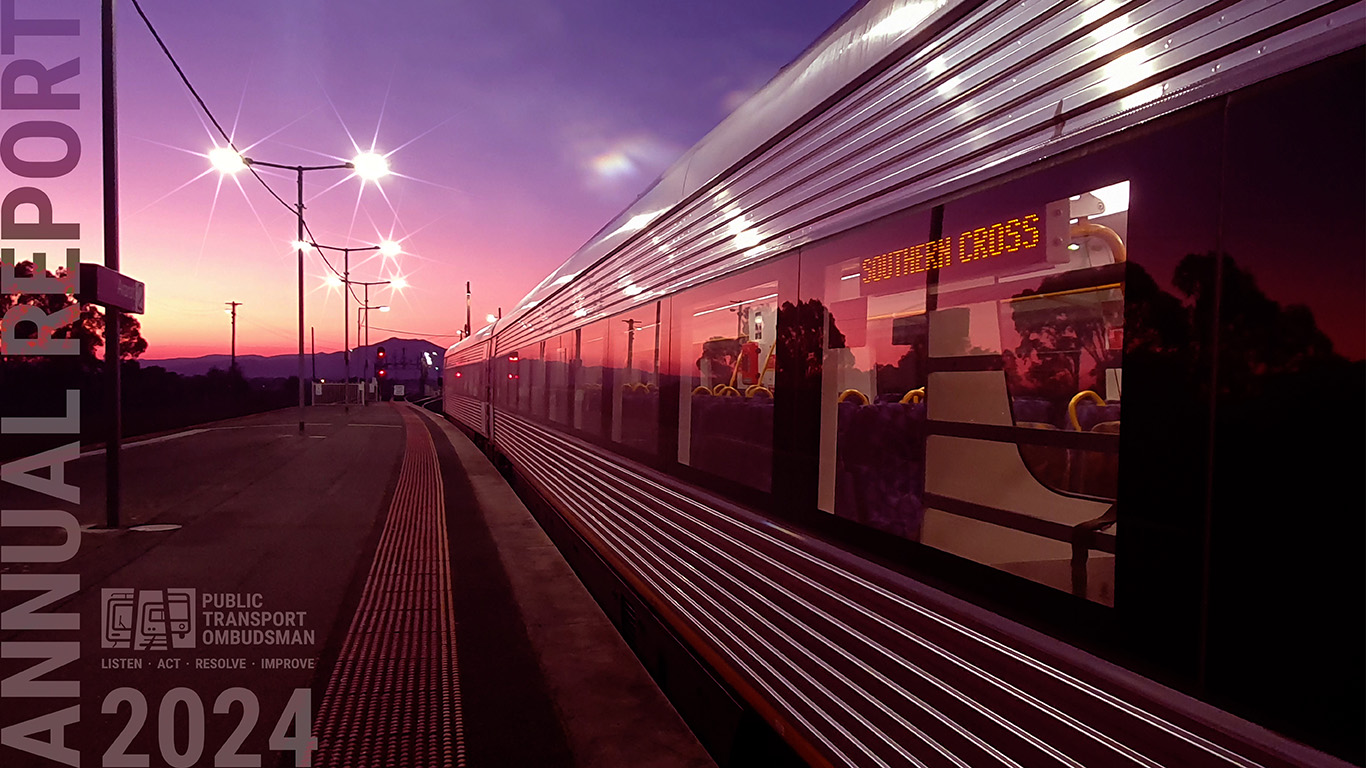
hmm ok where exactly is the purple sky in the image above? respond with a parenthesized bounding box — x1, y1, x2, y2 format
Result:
(93, 0, 854, 358)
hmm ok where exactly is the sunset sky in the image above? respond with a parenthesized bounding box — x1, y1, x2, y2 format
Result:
(20, 0, 853, 359)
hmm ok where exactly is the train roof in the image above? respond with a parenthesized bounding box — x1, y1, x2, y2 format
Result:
(448, 0, 958, 355)
(449, 0, 1365, 358)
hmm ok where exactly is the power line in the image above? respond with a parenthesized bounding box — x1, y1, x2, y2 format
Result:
(126, 0, 232, 150)
(128, 1, 389, 333)
(127, 0, 313, 226)
(364, 326, 464, 338)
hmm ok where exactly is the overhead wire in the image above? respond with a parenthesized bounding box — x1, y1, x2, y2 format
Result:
(130, 0, 403, 338)
(127, 0, 352, 283)
(365, 326, 464, 338)
(128, 0, 301, 219)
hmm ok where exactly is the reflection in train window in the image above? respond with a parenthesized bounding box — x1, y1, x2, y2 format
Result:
(527, 341, 548, 419)
(574, 320, 607, 436)
(513, 343, 538, 415)
(497, 348, 521, 409)
(546, 333, 573, 426)
(464, 361, 483, 398)
(922, 180, 1127, 605)
(803, 206, 933, 539)
(608, 302, 663, 454)
(675, 260, 795, 492)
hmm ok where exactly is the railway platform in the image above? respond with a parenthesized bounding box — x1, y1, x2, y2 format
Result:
(0, 403, 714, 768)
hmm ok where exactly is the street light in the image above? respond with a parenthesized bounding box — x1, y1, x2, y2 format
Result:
(209, 146, 247, 174)
(352, 284, 391, 349)
(210, 146, 392, 433)
(308, 239, 401, 410)
(350, 151, 390, 181)
(356, 302, 391, 351)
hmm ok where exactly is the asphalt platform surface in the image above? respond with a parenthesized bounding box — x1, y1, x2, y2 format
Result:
(0, 403, 713, 768)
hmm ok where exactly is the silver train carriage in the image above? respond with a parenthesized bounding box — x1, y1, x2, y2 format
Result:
(443, 0, 1364, 765)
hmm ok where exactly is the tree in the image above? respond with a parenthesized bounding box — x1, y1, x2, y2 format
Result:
(1, 261, 147, 367)
(1007, 279, 1112, 400)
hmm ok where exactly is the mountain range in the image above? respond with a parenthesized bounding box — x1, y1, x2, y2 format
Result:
(141, 337, 446, 380)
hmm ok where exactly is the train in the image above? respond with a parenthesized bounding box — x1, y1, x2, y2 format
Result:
(443, 0, 1364, 765)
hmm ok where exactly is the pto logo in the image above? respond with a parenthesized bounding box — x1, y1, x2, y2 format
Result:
(101, 588, 197, 650)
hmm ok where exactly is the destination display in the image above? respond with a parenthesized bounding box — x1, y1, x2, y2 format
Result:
(860, 212, 1042, 288)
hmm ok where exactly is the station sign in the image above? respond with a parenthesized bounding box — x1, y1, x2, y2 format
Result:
(79, 262, 146, 314)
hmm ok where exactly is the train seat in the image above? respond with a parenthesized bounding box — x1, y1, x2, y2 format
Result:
(1074, 402, 1121, 432)
(832, 398, 928, 540)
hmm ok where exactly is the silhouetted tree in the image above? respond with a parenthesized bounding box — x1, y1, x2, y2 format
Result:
(777, 298, 844, 383)
(1173, 252, 1341, 397)
(1, 260, 147, 367)
(1006, 279, 1110, 400)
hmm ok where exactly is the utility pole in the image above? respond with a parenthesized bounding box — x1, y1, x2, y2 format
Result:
(225, 301, 242, 372)
(310, 327, 316, 382)
(465, 281, 472, 337)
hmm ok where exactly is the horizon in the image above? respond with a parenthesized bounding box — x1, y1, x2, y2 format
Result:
(143, 334, 442, 362)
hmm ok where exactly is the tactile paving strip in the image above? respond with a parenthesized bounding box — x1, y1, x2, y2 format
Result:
(313, 407, 465, 766)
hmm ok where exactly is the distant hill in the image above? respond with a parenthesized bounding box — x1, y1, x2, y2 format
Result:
(142, 337, 445, 380)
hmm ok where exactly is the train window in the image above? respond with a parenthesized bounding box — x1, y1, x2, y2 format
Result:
(1204, 50, 1364, 761)
(674, 259, 796, 491)
(803, 206, 933, 538)
(514, 345, 536, 413)
(522, 342, 545, 418)
(546, 332, 573, 426)
(495, 355, 506, 406)
(473, 361, 486, 399)
(506, 348, 522, 410)
(456, 362, 478, 398)
(573, 320, 607, 436)
(608, 301, 663, 454)
(919, 178, 1127, 605)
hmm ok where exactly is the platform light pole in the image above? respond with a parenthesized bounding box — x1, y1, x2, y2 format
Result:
(209, 147, 391, 433)
(309, 240, 399, 409)
(353, 281, 394, 349)
(358, 302, 390, 346)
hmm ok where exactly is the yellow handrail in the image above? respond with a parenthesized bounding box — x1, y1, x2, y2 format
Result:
(899, 387, 925, 405)
(1071, 221, 1127, 263)
(839, 388, 869, 405)
(1068, 390, 1106, 431)
(715, 385, 741, 397)
(691, 385, 712, 396)
(746, 385, 772, 399)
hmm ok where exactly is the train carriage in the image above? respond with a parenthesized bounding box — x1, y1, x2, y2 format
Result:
(444, 0, 1365, 765)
